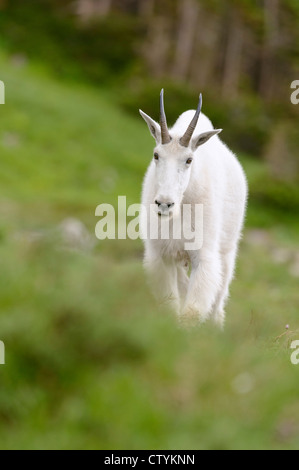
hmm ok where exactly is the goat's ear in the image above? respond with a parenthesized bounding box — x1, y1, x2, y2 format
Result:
(191, 129, 222, 151)
(139, 110, 161, 143)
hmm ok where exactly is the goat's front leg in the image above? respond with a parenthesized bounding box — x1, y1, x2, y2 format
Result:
(144, 254, 181, 314)
(182, 250, 222, 324)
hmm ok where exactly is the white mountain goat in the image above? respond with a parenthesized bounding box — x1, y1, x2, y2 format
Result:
(139, 90, 247, 326)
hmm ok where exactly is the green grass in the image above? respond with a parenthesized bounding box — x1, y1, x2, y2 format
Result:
(0, 51, 298, 450)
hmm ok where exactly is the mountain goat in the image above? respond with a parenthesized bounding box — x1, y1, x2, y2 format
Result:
(139, 90, 247, 326)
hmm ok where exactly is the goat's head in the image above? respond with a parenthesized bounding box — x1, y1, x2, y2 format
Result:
(139, 90, 222, 218)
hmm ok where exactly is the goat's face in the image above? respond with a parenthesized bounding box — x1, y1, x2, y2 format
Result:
(152, 140, 193, 218)
(139, 90, 222, 219)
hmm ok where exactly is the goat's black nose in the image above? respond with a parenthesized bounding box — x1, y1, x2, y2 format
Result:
(155, 200, 174, 209)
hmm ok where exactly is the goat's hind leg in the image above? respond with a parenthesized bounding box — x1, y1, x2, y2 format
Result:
(177, 263, 189, 312)
(212, 249, 237, 328)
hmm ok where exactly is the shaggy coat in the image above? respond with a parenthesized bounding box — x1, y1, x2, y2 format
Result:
(140, 95, 247, 326)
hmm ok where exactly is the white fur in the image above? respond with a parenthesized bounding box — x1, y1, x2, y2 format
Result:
(140, 107, 248, 327)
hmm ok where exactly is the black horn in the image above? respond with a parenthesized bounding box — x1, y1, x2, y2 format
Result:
(160, 89, 171, 145)
(180, 94, 202, 147)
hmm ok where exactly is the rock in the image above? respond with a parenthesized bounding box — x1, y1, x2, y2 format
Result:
(245, 229, 271, 247)
(231, 372, 255, 395)
(58, 218, 94, 251)
(10, 54, 28, 68)
(2, 132, 21, 148)
(271, 248, 292, 265)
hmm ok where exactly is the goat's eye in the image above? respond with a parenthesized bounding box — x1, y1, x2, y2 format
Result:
(186, 158, 193, 165)
(154, 153, 159, 161)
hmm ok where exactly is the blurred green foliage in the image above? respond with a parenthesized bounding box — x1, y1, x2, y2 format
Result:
(1, 0, 299, 160)
(119, 82, 274, 155)
(0, 0, 143, 84)
(0, 49, 298, 449)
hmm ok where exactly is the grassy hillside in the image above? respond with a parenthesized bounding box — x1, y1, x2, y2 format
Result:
(0, 51, 298, 450)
